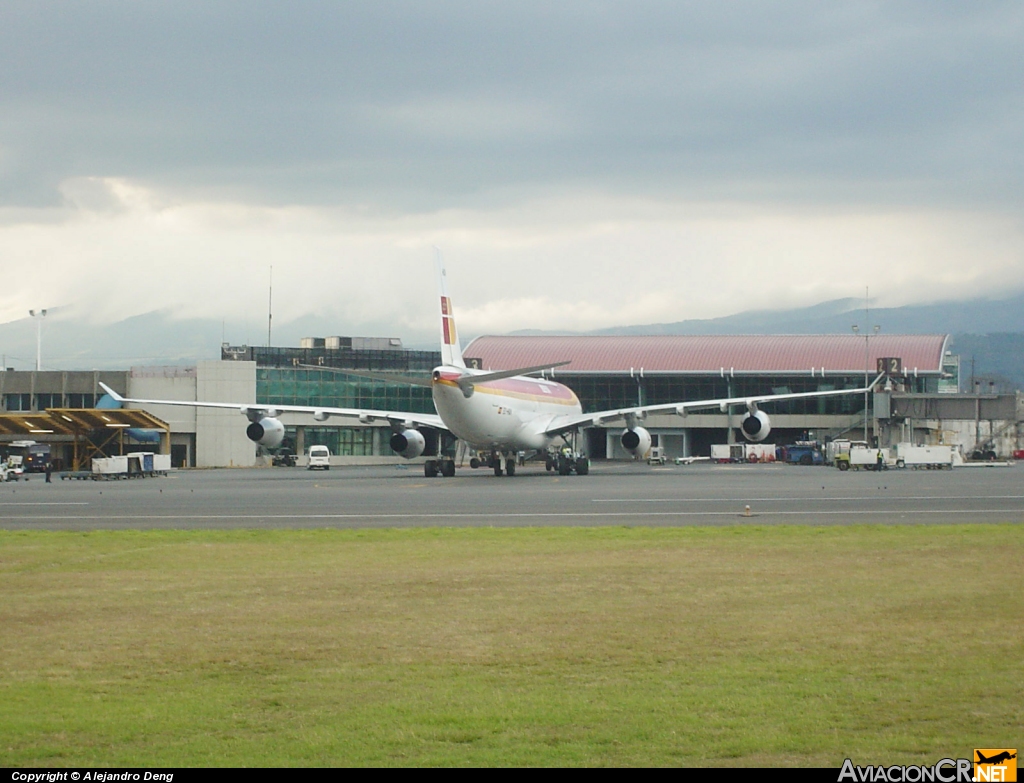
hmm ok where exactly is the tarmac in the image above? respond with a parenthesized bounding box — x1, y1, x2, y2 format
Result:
(1, 460, 1022, 530)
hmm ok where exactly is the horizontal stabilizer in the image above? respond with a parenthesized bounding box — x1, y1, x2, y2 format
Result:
(460, 361, 572, 387)
(462, 360, 573, 384)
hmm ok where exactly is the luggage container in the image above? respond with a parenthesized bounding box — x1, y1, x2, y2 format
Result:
(92, 456, 129, 478)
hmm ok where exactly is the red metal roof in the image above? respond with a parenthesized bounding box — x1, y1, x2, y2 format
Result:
(463, 334, 949, 375)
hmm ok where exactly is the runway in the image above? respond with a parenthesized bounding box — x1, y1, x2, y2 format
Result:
(0, 461, 1021, 530)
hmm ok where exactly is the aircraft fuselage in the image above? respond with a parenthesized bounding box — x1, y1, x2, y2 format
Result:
(431, 366, 582, 452)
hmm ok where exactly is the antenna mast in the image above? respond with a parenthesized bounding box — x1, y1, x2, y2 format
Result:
(267, 265, 273, 347)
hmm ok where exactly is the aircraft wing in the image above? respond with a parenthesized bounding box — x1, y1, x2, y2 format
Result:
(535, 374, 885, 437)
(98, 383, 447, 431)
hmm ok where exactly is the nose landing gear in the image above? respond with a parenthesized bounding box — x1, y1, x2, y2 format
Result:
(488, 452, 517, 476)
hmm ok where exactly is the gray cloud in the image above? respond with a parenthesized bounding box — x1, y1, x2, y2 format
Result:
(2, 1, 1021, 211)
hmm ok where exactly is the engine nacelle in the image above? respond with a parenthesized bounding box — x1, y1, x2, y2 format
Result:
(246, 417, 285, 449)
(621, 425, 652, 458)
(739, 410, 771, 442)
(389, 429, 426, 459)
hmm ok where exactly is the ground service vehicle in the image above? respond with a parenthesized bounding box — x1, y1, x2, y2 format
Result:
(272, 449, 297, 467)
(3, 441, 50, 473)
(835, 447, 889, 471)
(307, 445, 331, 470)
(890, 443, 955, 469)
(542, 447, 590, 476)
(837, 444, 955, 470)
(825, 439, 868, 465)
(711, 443, 776, 463)
(782, 442, 824, 465)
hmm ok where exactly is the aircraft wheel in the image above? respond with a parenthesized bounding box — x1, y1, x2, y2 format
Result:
(505, 460, 516, 477)
(575, 457, 589, 476)
(469, 458, 480, 469)
(441, 461, 456, 478)
(424, 461, 439, 478)
(493, 463, 503, 477)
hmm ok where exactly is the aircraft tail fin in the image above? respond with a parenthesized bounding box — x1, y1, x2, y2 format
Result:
(435, 248, 466, 368)
(98, 382, 125, 403)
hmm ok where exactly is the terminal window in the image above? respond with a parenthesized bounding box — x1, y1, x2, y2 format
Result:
(4, 393, 31, 411)
(36, 393, 62, 409)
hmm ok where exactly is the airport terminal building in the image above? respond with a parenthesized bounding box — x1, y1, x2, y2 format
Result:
(3, 331, 1021, 469)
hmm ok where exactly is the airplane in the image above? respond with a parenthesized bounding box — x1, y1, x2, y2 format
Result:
(975, 752, 1016, 765)
(100, 251, 882, 478)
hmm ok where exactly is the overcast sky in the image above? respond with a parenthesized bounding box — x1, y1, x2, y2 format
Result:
(1, 1, 1022, 340)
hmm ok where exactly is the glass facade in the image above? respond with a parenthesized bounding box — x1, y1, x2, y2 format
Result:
(248, 344, 441, 458)
(257, 368, 435, 414)
(298, 427, 375, 456)
(231, 345, 440, 373)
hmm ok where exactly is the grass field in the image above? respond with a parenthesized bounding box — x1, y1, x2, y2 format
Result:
(1, 525, 1021, 766)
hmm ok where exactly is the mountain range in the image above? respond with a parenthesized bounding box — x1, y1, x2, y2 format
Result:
(2, 293, 1022, 390)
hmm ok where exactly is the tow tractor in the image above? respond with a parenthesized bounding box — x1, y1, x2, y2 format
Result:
(543, 428, 590, 476)
(545, 446, 590, 475)
(1, 456, 24, 482)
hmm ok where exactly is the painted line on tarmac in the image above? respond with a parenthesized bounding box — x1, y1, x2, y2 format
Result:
(1, 502, 91, 506)
(593, 495, 1024, 503)
(4, 509, 1024, 521)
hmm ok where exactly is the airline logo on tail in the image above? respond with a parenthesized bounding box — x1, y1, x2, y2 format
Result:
(441, 296, 456, 345)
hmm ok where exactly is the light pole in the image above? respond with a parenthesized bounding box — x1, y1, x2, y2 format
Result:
(851, 324, 879, 443)
(29, 309, 47, 371)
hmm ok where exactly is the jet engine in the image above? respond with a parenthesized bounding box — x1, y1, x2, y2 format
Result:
(739, 410, 771, 442)
(246, 417, 285, 449)
(390, 429, 426, 459)
(620, 425, 652, 458)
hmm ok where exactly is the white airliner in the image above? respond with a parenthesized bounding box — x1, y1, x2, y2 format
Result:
(101, 253, 880, 477)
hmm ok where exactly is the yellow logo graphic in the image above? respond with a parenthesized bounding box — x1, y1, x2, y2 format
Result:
(974, 749, 1017, 782)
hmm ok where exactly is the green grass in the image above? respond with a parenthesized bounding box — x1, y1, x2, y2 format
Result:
(1, 525, 1021, 766)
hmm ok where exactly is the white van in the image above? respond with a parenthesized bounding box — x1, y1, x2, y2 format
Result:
(307, 445, 331, 470)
